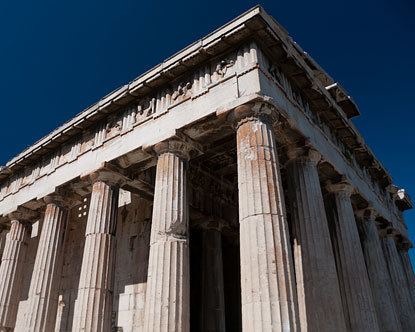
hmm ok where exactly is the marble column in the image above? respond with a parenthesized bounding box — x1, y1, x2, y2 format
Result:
(0, 219, 30, 330)
(326, 182, 379, 332)
(286, 147, 346, 332)
(200, 226, 226, 332)
(143, 141, 190, 332)
(233, 105, 299, 331)
(24, 196, 68, 331)
(72, 175, 120, 332)
(399, 248, 415, 308)
(359, 209, 401, 332)
(382, 235, 415, 331)
(0, 225, 7, 263)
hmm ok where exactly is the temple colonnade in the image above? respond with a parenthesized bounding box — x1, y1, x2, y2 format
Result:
(0, 104, 414, 331)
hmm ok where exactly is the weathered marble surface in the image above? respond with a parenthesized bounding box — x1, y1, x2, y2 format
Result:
(327, 183, 379, 332)
(22, 199, 68, 332)
(0, 227, 7, 266)
(0, 220, 29, 330)
(72, 180, 119, 331)
(287, 148, 346, 332)
(143, 144, 190, 332)
(235, 106, 299, 331)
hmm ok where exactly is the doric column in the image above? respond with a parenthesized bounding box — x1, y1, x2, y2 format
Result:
(286, 147, 346, 332)
(382, 234, 415, 331)
(326, 182, 379, 332)
(24, 195, 68, 331)
(143, 140, 191, 332)
(0, 218, 30, 330)
(72, 172, 120, 332)
(200, 224, 226, 332)
(232, 104, 299, 331)
(0, 225, 7, 263)
(358, 209, 401, 332)
(399, 247, 415, 307)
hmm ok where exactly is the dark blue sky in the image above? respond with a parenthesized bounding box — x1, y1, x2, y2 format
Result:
(1, 1, 414, 261)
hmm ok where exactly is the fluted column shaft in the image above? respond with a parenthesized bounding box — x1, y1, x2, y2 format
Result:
(382, 236, 415, 331)
(23, 199, 68, 331)
(360, 213, 401, 331)
(72, 179, 119, 332)
(201, 227, 226, 332)
(0, 220, 29, 330)
(327, 184, 379, 331)
(286, 150, 346, 332)
(235, 111, 298, 331)
(399, 249, 415, 308)
(0, 227, 7, 263)
(144, 145, 190, 332)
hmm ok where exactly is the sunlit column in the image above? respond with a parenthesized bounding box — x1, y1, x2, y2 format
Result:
(72, 175, 120, 332)
(24, 196, 68, 331)
(234, 104, 299, 331)
(0, 219, 30, 330)
(144, 141, 191, 332)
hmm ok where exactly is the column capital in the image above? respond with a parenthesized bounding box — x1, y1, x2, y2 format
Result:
(43, 187, 83, 209)
(286, 145, 321, 166)
(153, 139, 194, 160)
(326, 180, 354, 198)
(227, 102, 276, 128)
(355, 207, 378, 222)
(43, 193, 71, 209)
(380, 226, 396, 239)
(397, 240, 412, 252)
(7, 206, 38, 223)
(85, 163, 127, 187)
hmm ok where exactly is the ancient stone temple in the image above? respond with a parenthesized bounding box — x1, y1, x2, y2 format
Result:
(0, 6, 414, 332)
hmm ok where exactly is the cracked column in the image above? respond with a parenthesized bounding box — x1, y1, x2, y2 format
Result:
(143, 140, 191, 332)
(359, 209, 401, 332)
(72, 172, 120, 332)
(0, 217, 30, 331)
(382, 234, 415, 331)
(326, 182, 379, 332)
(232, 104, 299, 331)
(286, 147, 346, 332)
(200, 224, 226, 332)
(23, 195, 68, 331)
